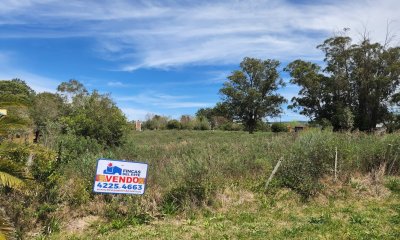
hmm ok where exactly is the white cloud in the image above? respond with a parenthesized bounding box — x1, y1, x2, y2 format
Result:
(117, 91, 213, 109)
(107, 81, 125, 87)
(0, 0, 399, 70)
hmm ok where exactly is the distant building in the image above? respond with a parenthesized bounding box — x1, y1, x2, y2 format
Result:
(135, 120, 142, 131)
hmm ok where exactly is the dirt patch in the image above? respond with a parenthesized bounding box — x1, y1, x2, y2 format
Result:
(64, 215, 100, 234)
(215, 187, 255, 212)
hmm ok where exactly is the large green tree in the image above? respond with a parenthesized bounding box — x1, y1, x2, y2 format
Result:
(30, 92, 65, 145)
(286, 34, 400, 131)
(58, 81, 127, 146)
(220, 57, 286, 133)
(0, 79, 35, 140)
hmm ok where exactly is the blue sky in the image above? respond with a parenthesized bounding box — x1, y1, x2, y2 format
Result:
(0, 0, 399, 121)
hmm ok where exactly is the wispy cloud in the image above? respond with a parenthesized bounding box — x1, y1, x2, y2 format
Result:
(107, 81, 127, 87)
(0, 0, 399, 70)
(117, 91, 213, 109)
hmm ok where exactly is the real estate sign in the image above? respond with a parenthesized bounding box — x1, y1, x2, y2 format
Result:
(93, 159, 148, 195)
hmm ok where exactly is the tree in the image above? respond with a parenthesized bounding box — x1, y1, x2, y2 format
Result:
(30, 92, 65, 144)
(57, 79, 88, 102)
(167, 119, 181, 129)
(286, 33, 400, 131)
(0, 79, 35, 140)
(0, 79, 35, 105)
(58, 80, 127, 146)
(180, 115, 194, 130)
(143, 115, 168, 130)
(219, 57, 286, 133)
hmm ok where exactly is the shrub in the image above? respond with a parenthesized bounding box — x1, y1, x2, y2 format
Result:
(256, 121, 271, 132)
(30, 145, 57, 182)
(271, 123, 288, 132)
(193, 118, 210, 130)
(167, 120, 181, 129)
(162, 159, 213, 214)
(56, 134, 102, 164)
(277, 130, 337, 198)
(218, 122, 243, 131)
(0, 142, 30, 164)
(385, 177, 400, 194)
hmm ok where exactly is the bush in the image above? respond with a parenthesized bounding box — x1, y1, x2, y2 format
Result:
(193, 118, 210, 130)
(277, 130, 337, 198)
(218, 122, 243, 131)
(56, 134, 102, 164)
(0, 142, 30, 164)
(385, 177, 400, 194)
(256, 121, 271, 132)
(30, 145, 57, 182)
(162, 159, 213, 214)
(271, 123, 288, 132)
(167, 120, 181, 129)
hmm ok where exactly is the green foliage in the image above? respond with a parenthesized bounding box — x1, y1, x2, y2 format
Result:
(179, 115, 194, 130)
(143, 115, 168, 130)
(0, 79, 35, 105)
(277, 130, 337, 198)
(220, 57, 286, 133)
(0, 79, 35, 140)
(255, 121, 271, 132)
(0, 210, 15, 240)
(271, 122, 288, 132)
(0, 143, 28, 190)
(166, 119, 181, 129)
(385, 177, 400, 194)
(0, 142, 30, 164)
(193, 117, 211, 130)
(286, 33, 400, 131)
(332, 107, 354, 130)
(56, 134, 102, 164)
(217, 121, 243, 131)
(56, 79, 88, 102)
(162, 159, 212, 214)
(61, 90, 127, 146)
(30, 92, 64, 144)
(30, 145, 57, 182)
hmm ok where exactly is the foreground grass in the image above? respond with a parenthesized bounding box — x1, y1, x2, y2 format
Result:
(48, 183, 400, 240)
(33, 130, 400, 239)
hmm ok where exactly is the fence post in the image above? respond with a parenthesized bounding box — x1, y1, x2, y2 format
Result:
(265, 157, 283, 190)
(334, 147, 338, 182)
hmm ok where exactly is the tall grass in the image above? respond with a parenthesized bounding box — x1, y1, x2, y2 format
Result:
(2, 130, 400, 238)
(108, 130, 400, 209)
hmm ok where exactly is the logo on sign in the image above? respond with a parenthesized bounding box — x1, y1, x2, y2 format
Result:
(103, 163, 122, 175)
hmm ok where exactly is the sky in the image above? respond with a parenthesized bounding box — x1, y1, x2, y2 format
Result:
(0, 0, 399, 122)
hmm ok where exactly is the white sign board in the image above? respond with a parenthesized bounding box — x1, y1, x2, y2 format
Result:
(93, 159, 148, 195)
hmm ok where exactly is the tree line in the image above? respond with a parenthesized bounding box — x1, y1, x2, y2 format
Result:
(1, 32, 400, 136)
(0, 79, 127, 147)
(200, 32, 400, 133)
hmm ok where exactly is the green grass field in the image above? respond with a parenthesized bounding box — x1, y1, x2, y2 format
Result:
(50, 186, 400, 240)
(36, 130, 400, 239)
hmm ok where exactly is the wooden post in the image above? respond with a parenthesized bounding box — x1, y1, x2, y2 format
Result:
(388, 150, 398, 175)
(265, 157, 283, 190)
(334, 147, 338, 182)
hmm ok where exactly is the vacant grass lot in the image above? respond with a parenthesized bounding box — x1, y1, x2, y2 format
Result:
(41, 130, 400, 239)
(49, 185, 400, 240)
